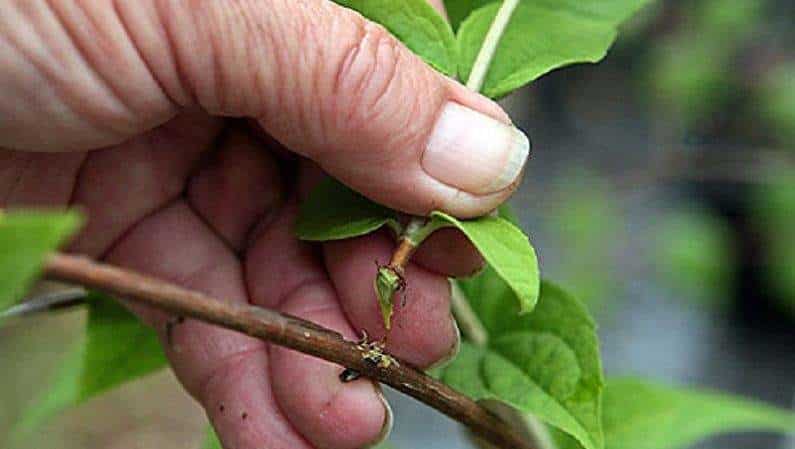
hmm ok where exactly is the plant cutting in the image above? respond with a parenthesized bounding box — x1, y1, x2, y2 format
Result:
(1, 1, 794, 449)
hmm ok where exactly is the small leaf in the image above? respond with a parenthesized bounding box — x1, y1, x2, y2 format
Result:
(296, 178, 400, 241)
(596, 378, 795, 449)
(333, 0, 458, 76)
(441, 278, 603, 449)
(374, 266, 401, 329)
(0, 211, 81, 314)
(12, 292, 167, 440)
(457, 0, 652, 98)
(431, 211, 539, 313)
(202, 427, 223, 449)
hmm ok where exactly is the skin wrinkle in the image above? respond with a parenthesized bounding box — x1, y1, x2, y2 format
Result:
(141, 0, 195, 106)
(151, 0, 207, 109)
(196, 344, 267, 407)
(186, 132, 285, 255)
(38, 0, 141, 141)
(203, 0, 232, 115)
(110, 0, 177, 112)
(365, 33, 402, 115)
(2, 4, 119, 147)
(47, 0, 140, 126)
(331, 22, 400, 141)
(96, 195, 183, 260)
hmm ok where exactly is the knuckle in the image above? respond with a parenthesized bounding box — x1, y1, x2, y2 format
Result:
(328, 19, 402, 133)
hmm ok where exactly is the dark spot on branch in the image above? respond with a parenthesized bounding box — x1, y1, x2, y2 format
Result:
(339, 368, 362, 383)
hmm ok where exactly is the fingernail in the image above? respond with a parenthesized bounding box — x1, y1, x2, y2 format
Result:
(364, 386, 394, 449)
(423, 102, 531, 195)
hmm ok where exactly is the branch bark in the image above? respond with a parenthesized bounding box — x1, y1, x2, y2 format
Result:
(43, 252, 533, 449)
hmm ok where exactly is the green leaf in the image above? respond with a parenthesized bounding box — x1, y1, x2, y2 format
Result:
(12, 292, 167, 440)
(441, 278, 603, 449)
(431, 211, 539, 313)
(0, 211, 81, 314)
(597, 378, 795, 449)
(443, 0, 494, 31)
(333, 0, 458, 76)
(457, 0, 651, 98)
(202, 427, 223, 449)
(296, 178, 400, 241)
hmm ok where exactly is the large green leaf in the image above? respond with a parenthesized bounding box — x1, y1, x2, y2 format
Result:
(598, 378, 795, 449)
(296, 178, 400, 241)
(12, 292, 167, 440)
(457, 0, 651, 98)
(432, 211, 539, 313)
(0, 211, 81, 313)
(441, 277, 603, 449)
(333, 0, 458, 76)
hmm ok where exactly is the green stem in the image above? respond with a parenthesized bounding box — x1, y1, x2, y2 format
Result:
(404, 217, 448, 246)
(394, 0, 522, 261)
(465, 0, 520, 92)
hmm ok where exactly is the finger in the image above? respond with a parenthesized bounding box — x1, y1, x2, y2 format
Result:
(245, 199, 389, 449)
(270, 281, 391, 449)
(324, 231, 460, 368)
(187, 124, 284, 252)
(298, 165, 461, 367)
(412, 227, 485, 277)
(5, 1, 529, 216)
(69, 111, 222, 257)
(0, 150, 85, 208)
(104, 201, 311, 449)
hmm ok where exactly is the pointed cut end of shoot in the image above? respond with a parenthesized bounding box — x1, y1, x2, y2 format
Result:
(374, 266, 403, 330)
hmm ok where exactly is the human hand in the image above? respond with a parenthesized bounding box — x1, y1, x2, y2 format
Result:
(0, 1, 529, 447)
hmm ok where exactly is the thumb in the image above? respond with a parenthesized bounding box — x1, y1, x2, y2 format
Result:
(283, 5, 531, 218)
(2, 0, 530, 217)
(179, 0, 530, 217)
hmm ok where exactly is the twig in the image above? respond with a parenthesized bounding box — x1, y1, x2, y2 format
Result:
(43, 252, 533, 449)
(1, 288, 87, 319)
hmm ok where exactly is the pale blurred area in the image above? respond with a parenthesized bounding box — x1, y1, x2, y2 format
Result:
(2, 1, 794, 448)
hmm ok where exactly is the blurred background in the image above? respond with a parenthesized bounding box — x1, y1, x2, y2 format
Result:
(1, 1, 793, 448)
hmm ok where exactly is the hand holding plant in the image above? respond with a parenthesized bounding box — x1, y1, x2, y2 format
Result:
(1, 1, 793, 449)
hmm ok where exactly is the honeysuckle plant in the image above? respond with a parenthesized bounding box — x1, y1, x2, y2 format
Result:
(1, 2, 794, 449)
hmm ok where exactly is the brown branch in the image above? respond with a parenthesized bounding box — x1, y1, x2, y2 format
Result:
(43, 252, 532, 449)
(388, 237, 417, 275)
